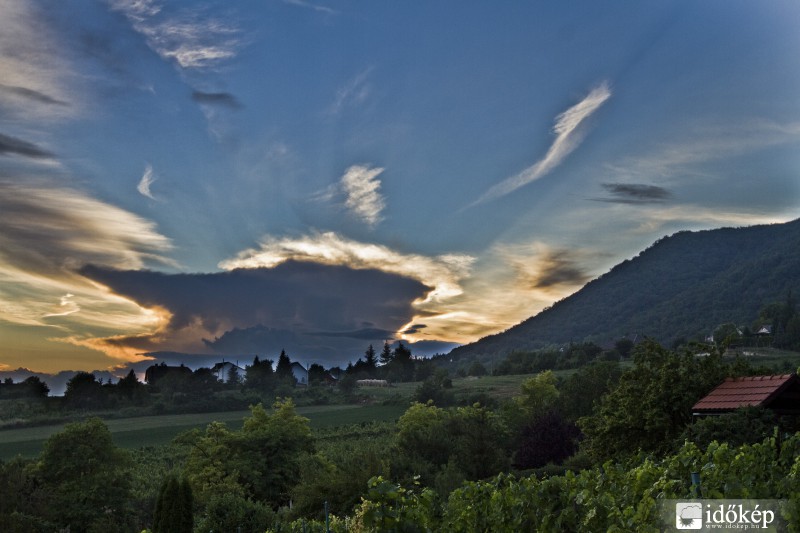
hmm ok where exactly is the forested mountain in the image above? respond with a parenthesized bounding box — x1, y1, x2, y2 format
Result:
(451, 218, 800, 360)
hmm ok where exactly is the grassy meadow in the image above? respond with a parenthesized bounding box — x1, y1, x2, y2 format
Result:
(0, 374, 540, 461)
(0, 402, 412, 460)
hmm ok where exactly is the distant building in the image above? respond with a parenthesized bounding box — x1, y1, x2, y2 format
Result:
(211, 362, 244, 383)
(291, 362, 308, 386)
(756, 325, 773, 335)
(692, 374, 800, 416)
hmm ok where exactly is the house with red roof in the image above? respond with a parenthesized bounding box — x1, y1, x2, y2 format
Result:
(692, 374, 800, 416)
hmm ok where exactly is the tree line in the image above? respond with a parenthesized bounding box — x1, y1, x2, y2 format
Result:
(5, 338, 795, 531)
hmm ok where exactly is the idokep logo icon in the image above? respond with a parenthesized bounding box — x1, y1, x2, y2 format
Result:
(675, 502, 703, 529)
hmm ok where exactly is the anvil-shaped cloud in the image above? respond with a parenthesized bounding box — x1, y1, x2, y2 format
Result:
(78, 260, 432, 362)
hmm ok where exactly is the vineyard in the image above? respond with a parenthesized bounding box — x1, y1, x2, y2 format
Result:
(276, 432, 800, 532)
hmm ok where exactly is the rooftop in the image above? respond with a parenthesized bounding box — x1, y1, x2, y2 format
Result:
(692, 374, 799, 413)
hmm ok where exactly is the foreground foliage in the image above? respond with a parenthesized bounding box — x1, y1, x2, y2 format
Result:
(351, 432, 800, 532)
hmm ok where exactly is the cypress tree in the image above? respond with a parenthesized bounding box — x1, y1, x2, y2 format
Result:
(179, 477, 194, 533)
(153, 473, 193, 533)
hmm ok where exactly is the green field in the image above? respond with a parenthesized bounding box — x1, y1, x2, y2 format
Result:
(0, 402, 409, 460)
(0, 374, 543, 461)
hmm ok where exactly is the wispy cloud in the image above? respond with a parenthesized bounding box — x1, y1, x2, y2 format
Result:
(0, 181, 173, 337)
(606, 119, 800, 186)
(137, 163, 158, 200)
(109, 0, 241, 70)
(468, 82, 611, 208)
(0, 0, 76, 121)
(0, 84, 69, 107)
(283, 0, 337, 15)
(632, 205, 798, 235)
(0, 133, 54, 159)
(43, 294, 81, 318)
(329, 68, 373, 115)
(341, 165, 386, 227)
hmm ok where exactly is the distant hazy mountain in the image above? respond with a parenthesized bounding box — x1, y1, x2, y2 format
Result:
(450, 219, 800, 360)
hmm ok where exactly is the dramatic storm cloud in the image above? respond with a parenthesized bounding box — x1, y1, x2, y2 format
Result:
(78, 261, 431, 361)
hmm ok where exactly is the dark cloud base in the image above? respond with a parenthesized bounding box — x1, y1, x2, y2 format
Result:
(79, 260, 432, 364)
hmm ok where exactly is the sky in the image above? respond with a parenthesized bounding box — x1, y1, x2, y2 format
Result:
(2, 0, 800, 377)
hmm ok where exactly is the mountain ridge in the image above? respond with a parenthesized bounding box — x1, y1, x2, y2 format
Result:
(450, 218, 800, 360)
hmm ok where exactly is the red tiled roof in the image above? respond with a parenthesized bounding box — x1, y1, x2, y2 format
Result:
(692, 374, 797, 412)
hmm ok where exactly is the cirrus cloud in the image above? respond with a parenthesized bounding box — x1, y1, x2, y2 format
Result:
(341, 164, 386, 227)
(137, 163, 158, 200)
(109, 0, 242, 70)
(468, 82, 611, 208)
(0, 180, 173, 367)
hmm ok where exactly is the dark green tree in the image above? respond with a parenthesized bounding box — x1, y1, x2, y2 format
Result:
(227, 364, 242, 386)
(63, 371, 105, 409)
(379, 342, 393, 365)
(338, 373, 358, 396)
(558, 361, 623, 422)
(713, 322, 741, 346)
(395, 402, 509, 484)
(195, 493, 274, 533)
(578, 340, 729, 460)
(614, 338, 635, 358)
(467, 361, 488, 377)
(0, 376, 49, 400)
(364, 344, 378, 372)
(183, 400, 314, 508)
(116, 369, 145, 403)
(307, 363, 326, 384)
(413, 375, 455, 406)
(513, 410, 580, 469)
(0, 456, 53, 531)
(153, 473, 193, 533)
(275, 350, 294, 381)
(387, 342, 414, 382)
(245, 356, 274, 391)
(36, 418, 133, 532)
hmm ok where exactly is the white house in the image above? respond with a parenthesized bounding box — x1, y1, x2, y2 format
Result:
(211, 361, 243, 383)
(290, 362, 308, 386)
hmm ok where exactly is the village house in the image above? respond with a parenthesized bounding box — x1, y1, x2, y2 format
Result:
(290, 362, 308, 386)
(211, 361, 244, 383)
(692, 374, 800, 416)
